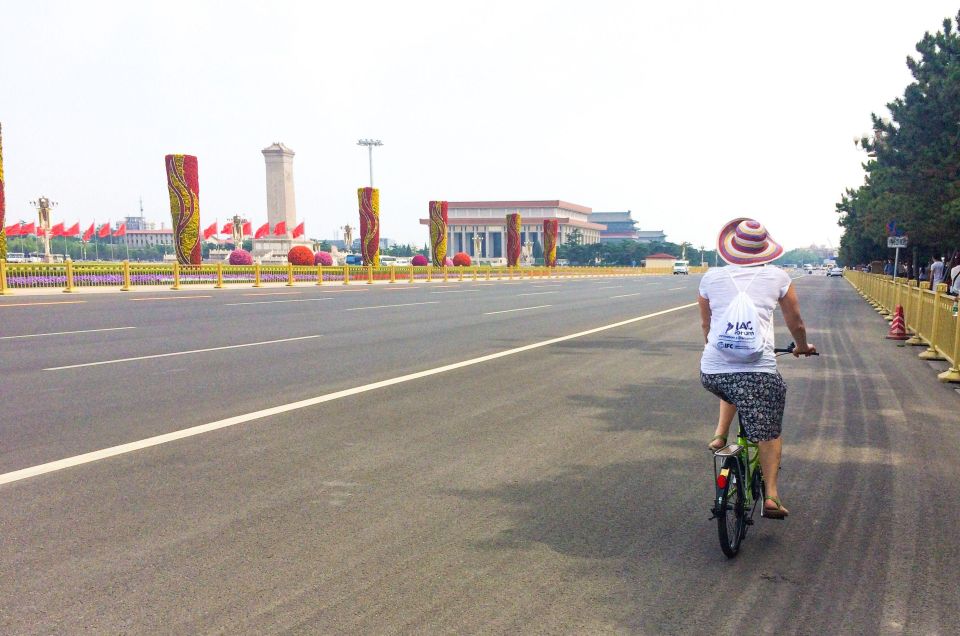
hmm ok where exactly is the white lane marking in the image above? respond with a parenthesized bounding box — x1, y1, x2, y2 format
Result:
(304, 288, 368, 293)
(0, 301, 86, 308)
(484, 305, 552, 315)
(0, 326, 136, 341)
(44, 335, 322, 371)
(131, 295, 212, 301)
(1, 302, 696, 486)
(530, 285, 562, 288)
(518, 291, 557, 296)
(242, 291, 302, 296)
(611, 292, 644, 298)
(668, 287, 685, 291)
(598, 286, 622, 290)
(344, 301, 439, 311)
(430, 290, 479, 294)
(224, 298, 332, 306)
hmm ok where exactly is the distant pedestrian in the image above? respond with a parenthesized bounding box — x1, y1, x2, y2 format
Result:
(947, 251, 960, 295)
(930, 257, 944, 289)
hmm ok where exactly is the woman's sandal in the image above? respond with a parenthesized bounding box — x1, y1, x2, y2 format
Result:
(708, 435, 727, 451)
(763, 496, 789, 520)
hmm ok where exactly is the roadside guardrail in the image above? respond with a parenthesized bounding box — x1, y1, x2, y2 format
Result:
(845, 270, 960, 383)
(0, 260, 709, 295)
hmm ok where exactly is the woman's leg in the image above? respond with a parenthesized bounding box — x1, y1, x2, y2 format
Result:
(759, 437, 788, 514)
(709, 400, 737, 449)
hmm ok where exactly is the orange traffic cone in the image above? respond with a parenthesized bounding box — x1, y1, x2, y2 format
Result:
(886, 304, 908, 340)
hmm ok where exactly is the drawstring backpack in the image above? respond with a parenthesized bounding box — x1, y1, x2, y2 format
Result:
(714, 269, 765, 362)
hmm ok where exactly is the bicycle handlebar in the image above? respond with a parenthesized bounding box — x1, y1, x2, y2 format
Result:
(774, 342, 820, 356)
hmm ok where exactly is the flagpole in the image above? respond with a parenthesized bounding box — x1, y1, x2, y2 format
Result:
(94, 220, 99, 261)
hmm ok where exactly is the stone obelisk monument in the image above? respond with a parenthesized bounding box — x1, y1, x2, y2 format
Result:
(255, 142, 308, 257)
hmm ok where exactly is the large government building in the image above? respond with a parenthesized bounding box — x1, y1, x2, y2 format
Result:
(420, 200, 607, 259)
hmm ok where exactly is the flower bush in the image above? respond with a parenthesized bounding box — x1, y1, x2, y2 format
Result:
(444, 257, 454, 267)
(229, 249, 253, 265)
(314, 251, 333, 266)
(452, 252, 471, 266)
(411, 254, 428, 266)
(288, 245, 314, 265)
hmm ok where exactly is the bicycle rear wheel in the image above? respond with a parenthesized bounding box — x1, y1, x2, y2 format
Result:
(716, 456, 746, 558)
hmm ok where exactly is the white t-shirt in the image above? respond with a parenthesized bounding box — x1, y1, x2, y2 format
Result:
(699, 265, 793, 374)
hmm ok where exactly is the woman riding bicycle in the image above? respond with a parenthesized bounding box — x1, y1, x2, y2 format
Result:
(698, 218, 816, 519)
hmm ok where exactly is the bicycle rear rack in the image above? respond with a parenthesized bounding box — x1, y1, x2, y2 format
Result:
(713, 444, 743, 457)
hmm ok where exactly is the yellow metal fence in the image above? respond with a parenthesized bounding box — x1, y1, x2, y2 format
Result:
(0, 261, 707, 296)
(845, 270, 960, 383)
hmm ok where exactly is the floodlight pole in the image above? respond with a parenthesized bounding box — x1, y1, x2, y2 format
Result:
(357, 139, 383, 187)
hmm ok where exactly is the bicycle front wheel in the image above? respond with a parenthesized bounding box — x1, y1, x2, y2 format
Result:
(716, 456, 746, 558)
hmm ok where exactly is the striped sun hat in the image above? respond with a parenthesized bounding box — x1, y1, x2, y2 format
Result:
(717, 218, 784, 266)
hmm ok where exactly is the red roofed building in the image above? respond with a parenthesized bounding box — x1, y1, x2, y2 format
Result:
(419, 200, 606, 260)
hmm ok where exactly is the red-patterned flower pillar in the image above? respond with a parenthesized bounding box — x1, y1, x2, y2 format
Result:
(543, 219, 558, 267)
(506, 212, 521, 267)
(358, 187, 380, 266)
(0, 123, 6, 261)
(429, 200, 448, 267)
(164, 154, 202, 265)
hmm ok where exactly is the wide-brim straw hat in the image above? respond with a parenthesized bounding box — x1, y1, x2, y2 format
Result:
(717, 218, 784, 266)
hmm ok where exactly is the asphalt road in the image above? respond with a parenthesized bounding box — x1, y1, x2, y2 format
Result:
(1, 273, 958, 634)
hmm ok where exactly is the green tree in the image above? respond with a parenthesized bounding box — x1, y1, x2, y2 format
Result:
(838, 11, 960, 265)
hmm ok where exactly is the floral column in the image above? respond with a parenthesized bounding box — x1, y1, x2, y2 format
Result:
(0, 123, 6, 261)
(165, 154, 202, 265)
(429, 200, 448, 267)
(358, 187, 380, 266)
(506, 212, 521, 267)
(543, 219, 558, 267)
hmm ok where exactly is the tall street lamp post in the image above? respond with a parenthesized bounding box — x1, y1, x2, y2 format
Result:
(357, 139, 383, 187)
(29, 195, 57, 263)
(472, 233, 484, 259)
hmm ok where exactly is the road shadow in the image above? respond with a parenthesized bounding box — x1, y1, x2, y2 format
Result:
(568, 379, 700, 433)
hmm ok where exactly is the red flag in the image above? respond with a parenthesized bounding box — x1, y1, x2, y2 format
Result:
(50, 222, 65, 237)
(112, 223, 126, 238)
(63, 222, 80, 237)
(292, 222, 305, 238)
(221, 222, 232, 235)
(5, 223, 21, 236)
(36, 226, 46, 237)
(243, 222, 252, 236)
(82, 223, 95, 241)
(21, 222, 36, 235)
(254, 222, 270, 239)
(203, 222, 218, 240)
(98, 223, 111, 238)
(273, 221, 286, 236)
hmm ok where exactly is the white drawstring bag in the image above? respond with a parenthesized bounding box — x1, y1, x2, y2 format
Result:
(713, 270, 765, 362)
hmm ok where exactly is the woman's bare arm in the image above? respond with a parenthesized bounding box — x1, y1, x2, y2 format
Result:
(778, 285, 817, 356)
(698, 295, 711, 344)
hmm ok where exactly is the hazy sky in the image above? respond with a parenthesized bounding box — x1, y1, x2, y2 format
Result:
(2, 1, 957, 250)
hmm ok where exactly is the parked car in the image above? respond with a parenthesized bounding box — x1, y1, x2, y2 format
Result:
(827, 267, 844, 277)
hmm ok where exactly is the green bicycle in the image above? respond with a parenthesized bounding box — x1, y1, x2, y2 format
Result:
(709, 343, 818, 558)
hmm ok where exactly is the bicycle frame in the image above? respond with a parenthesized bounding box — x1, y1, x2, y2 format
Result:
(712, 414, 762, 515)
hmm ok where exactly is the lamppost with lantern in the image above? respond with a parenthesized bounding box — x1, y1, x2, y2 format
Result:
(29, 196, 57, 262)
(471, 233, 484, 261)
(356, 139, 383, 187)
